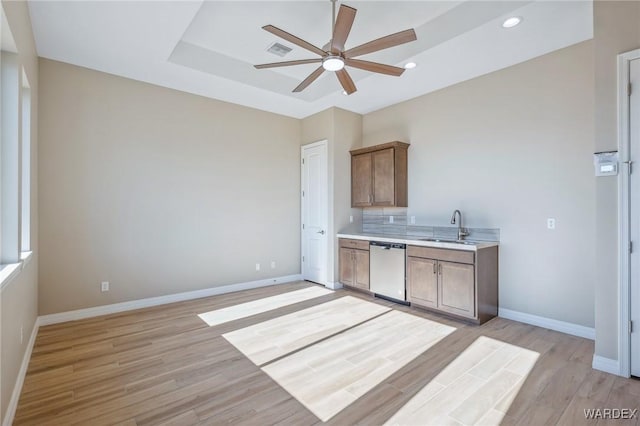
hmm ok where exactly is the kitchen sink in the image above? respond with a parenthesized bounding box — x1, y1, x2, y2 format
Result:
(418, 238, 477, 245)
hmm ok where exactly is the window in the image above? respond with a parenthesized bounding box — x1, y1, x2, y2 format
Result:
(21, 71, 30, 252)
(0, 9, 32, 287)
(1, 51, 21, 265)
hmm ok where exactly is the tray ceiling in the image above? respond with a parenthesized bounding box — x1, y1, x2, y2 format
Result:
(28, 1, 593, 118)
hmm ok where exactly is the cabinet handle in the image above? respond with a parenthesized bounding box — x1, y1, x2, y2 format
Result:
(438, 263, 442, 275)
(368, 194, 371, 203)
(433, 262, 437, 274)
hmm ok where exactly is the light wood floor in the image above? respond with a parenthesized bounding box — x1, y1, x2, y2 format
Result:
(14, 281, 640, 425)
(222, 296, 392, 366)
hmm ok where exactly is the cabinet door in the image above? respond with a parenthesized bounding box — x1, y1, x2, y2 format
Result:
(352, 153, 372, 207)
(438, 261, 475, 318)
(339, 248, 355, 286)
(407, 257, 438, 309)
(372, 148, 395, 206)
(354, 249, 370, 290)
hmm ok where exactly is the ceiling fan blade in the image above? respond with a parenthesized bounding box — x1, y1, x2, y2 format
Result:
(262, 25, 326, 57)
(255, 58, 322, 69)
(331, 4, 357, 53)
(344, 59, 405, 76)
(293, 66, 325, 92)
(336, 69, 357, 95)
(344, 29, 417, 58)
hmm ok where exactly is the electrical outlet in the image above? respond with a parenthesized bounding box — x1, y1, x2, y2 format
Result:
(389, 216, 394, 224)
(349, 215, 353, 223)
(101, 281, 109, 292)
(256, 263, 260, 271)
(547, 218, 556, 230)
(20, 326, 23, 344)
(410, 216, 416, 225)
(271, 261, 276, 269)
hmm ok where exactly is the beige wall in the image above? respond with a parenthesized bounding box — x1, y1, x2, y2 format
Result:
(38, 59, 301, 315)
(0, 0, 39, 422)
(593, 0, 640, 360)
(1, 261, 37, 421)
(363, 41, 596, 328)
(301, 107, 362, 285)
(301, 108, 334, 147)
(331, 109, 363, 282)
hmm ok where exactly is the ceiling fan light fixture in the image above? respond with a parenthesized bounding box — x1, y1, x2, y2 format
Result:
(255, 3, 418, 93)
(502, 16, 522, 28)
(322, 55, 345, 72)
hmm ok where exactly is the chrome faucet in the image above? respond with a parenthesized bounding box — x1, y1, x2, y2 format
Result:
(450, 209, 469, 241)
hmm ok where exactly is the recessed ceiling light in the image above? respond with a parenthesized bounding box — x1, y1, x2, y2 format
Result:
(404, 62, 417, 69)
(502, 16, 522, 28)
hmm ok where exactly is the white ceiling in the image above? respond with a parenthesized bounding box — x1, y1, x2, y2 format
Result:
(28, 1, 593, 119)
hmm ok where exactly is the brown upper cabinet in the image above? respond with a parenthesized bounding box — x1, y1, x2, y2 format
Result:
(350, 142, 409, 207)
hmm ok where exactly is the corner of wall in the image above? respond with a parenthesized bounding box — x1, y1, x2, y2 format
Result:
(0, 1, 39, 423)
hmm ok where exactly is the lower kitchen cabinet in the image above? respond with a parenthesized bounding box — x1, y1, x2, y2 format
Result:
(438, 261, 475, 317)
(338, 239, 370, 290)
(407, 256, 438, 309)
(407, 245, 498, 324)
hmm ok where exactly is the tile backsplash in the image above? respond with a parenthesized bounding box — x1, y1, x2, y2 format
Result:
(360, 209, 500, 242)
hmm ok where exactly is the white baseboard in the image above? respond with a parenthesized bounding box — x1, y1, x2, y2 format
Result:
(498, 308, 595, 340)
(325, 281, 343, 290)
(3, 319, 39, 426)
(39, 274, 303, 326)
(592, 355, 622, 376)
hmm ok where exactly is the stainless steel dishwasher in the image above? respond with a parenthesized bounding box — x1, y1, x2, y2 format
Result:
(369, 241, 406, 302)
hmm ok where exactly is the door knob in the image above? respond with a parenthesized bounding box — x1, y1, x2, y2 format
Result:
(317, 230, 325, 235)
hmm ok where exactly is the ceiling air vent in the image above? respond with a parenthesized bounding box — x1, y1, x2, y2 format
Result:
(267, 42, 292, 57)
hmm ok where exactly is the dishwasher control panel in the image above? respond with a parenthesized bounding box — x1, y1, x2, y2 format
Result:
(370, 241, 406, 250)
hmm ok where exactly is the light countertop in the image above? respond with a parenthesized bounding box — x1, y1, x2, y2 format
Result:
(337, 231, 499, 252)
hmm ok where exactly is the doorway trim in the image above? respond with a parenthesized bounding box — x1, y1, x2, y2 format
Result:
(301, 140, 329, 286)
(618, 48, 640, 378)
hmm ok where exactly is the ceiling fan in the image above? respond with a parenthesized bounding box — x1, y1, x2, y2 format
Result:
(254, 0, 417, 95)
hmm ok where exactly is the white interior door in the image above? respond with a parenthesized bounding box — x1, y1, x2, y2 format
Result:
(301, 141, 328, 285)
(630, 58, 640, 377)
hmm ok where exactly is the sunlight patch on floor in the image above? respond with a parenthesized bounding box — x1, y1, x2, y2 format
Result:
(223, 296, 391, 365)
(197, 286, 332, 326)
(261, 310, 456, 422)
(385, 336, 540, 426)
